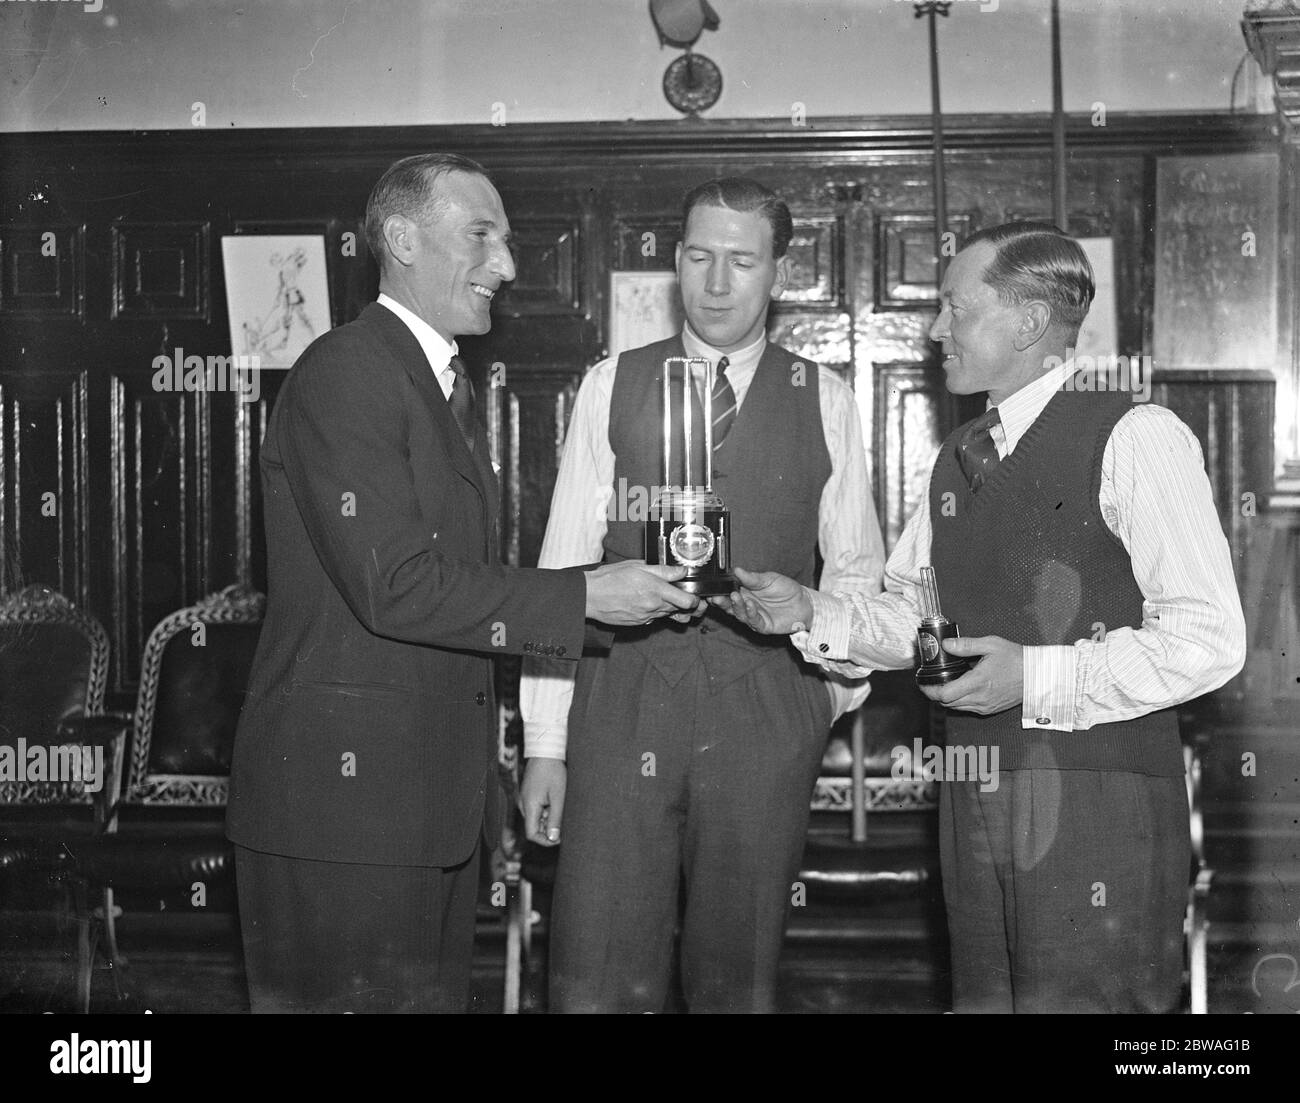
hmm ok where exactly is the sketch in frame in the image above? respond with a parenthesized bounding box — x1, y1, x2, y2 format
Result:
(221, 235, 332, 369)
(608, 270, 684, 359)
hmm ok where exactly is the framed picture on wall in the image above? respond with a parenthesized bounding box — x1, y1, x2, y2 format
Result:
(608, 270, 683, 358)
(221, 235, 333, 369)
(1075, 237, 1118, 360)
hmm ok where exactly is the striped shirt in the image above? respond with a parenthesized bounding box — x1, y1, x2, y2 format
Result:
(799, 359, 1247, 732)
(521, 325, 886, 760)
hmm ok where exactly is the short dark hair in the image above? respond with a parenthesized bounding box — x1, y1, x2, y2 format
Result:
(364, 153, 491, 271)
(961, 221, 1095, 334)
(681, 177, 794, 258)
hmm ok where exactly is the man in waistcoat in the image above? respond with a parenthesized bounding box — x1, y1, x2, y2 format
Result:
(719, 222, 1246, 1013)
(519, 177, 885, 1012)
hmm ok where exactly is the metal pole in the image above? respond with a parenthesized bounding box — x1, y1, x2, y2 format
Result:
(1051, 0, 1067, 229)
(916, 3, 952, 282)
(930, 5, 951, 279)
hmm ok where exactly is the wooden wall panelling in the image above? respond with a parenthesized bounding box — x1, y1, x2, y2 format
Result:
(0, 372, 89, 601)
(872, 363, 947, 553)
(111, 222, 210, 321)
(0, 113, 1277, 685)
(0, 224, 85, 319)
(490, 366, 582, 570)
(107, 374, 211, 691)
(1150, 371, 1276, 570)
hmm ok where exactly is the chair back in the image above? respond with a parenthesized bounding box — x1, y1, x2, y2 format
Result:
(0, 585, 109, 806)
(122, 584, 264, 807)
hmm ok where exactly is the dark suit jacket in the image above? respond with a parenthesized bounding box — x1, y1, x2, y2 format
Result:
(227, 302, 586, 868)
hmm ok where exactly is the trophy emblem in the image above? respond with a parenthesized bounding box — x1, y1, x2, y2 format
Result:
(644, 356, 736, 596)
(915, 566, 971, 685)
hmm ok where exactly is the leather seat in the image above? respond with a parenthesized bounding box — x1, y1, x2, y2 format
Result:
(68, 584, 263, 1010)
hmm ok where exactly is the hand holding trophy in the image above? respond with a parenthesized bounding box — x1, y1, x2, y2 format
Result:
(914, 566, 971, 685)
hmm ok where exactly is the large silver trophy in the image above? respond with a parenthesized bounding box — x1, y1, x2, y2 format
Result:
(644, 356, 735, 596)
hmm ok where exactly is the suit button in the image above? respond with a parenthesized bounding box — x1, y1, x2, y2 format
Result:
(523, 642, 533, 652)
(476, 692, 487, 706)
(556, 646, 566, 657)
(699, 625, 710, 634)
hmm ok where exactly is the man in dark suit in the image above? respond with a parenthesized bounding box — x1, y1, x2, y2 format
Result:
(226, 153, 699, 1013)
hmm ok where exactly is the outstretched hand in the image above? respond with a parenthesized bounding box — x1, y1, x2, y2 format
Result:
(584, 560, 703, 626)
(709, 567, 813, 635)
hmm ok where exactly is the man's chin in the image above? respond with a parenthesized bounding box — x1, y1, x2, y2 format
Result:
(689, 320, 757, 352)
(942, 367, 975, 394)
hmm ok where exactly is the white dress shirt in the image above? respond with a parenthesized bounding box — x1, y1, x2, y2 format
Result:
(376, 293, 459, 398)
(797, 359, 1247, 732)
(520, 325, 887, 761)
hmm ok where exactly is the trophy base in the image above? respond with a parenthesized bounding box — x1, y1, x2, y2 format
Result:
(915, 661, 971, 686)
(675, 575, 736, 597)
(645, 489, 733, 595)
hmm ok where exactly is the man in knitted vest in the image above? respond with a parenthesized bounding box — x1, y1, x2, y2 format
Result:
(519, 178, 885, 1012)
(721, 222, 1246, 1013)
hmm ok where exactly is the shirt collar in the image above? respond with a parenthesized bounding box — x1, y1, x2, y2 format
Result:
(681, 323, 766, 393)
(989, 358, 1080, 456)
(376, 293, 459, 378)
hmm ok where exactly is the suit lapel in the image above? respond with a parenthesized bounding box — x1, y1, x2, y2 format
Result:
(358, 303, 489, 505)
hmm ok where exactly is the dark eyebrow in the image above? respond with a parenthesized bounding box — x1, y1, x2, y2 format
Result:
(682, 243, 758, 257)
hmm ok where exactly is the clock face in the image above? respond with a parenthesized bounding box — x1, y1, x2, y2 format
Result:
(663, 52, 723, 116)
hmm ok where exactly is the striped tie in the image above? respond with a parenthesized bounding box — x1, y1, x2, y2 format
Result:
(446, 356, 477, 453)
(710, 356, 736, 450)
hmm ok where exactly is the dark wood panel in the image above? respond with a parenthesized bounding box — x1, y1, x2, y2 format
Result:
(0, 224, 84, 318)
(111, 222, 210, 321)
(0, 113, 1279, 689)
(489, 366, 581, 569)
(107, 373, 212, 689)
(0, 373, 89, 601)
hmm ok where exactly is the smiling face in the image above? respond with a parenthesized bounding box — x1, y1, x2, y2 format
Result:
(675, 204, 789, 353)
(928, 240, 1033, 405)
(390, 170, 516, 342)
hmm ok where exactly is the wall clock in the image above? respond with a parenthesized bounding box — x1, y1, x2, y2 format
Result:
(663, 51, 722, 116)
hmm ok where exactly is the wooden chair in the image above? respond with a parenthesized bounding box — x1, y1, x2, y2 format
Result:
(0, 585, 130, 1011)
(69, 583, 264, 1010)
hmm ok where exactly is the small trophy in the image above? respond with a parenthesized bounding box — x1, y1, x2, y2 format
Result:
(915, 566, 971, 685)
(644, 356, 735, 596)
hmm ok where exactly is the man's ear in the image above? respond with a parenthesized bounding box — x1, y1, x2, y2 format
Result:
(1013, 300, 1052, 351)
(382, 213, 419, 270)
(770, 253, 792, 300)
(674, 240, 683, 274)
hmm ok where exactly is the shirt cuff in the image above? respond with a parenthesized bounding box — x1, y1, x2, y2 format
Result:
(797, 588, 851, 663)
(1021, 645, 1077, 732)
(523, 722, 569, 761)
